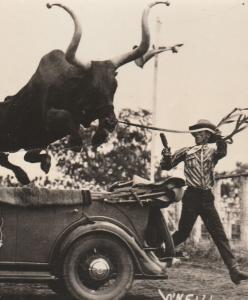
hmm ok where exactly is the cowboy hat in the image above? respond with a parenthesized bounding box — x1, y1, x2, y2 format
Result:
(189, 119, 219, 143)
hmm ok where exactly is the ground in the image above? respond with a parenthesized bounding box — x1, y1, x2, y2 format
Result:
(0, 260, 248, 300)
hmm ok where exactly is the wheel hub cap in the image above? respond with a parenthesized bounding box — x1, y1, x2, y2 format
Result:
(89, 258, 110, 280)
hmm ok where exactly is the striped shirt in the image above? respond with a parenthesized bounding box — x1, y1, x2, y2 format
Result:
(160, 139, 227, 190)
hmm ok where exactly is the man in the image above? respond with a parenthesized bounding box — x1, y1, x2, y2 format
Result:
(160, 119, 248, 284)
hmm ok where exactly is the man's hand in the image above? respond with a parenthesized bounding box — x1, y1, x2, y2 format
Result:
(160, 147, 172, 170)
(214, 128, 224, 141)
(161, 147, 171, 157)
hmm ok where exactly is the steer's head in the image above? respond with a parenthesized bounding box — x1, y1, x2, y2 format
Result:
(78, 61, 119, 147)
(47, 1, 170, 147)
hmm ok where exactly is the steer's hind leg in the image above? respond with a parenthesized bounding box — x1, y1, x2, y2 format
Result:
(0, 153, 30, 185)
(24, 149, 51, 174)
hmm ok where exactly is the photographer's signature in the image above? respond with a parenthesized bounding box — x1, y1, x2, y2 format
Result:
(158, 289, 213, 300)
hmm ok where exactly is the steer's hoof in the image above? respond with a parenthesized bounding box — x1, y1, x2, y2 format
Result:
(14, 167, 30, 185)
(41, 154, 51, 174)
(68, 135, 82, 152)
(91, 128, 109, 148)
(72, 146, 82, 153)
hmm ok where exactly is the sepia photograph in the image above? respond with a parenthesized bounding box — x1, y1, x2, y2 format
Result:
(0, 0, 248, 299)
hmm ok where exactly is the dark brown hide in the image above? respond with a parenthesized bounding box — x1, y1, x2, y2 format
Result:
(0, 51, 118, 152)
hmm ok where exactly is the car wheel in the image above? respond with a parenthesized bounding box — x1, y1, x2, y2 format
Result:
(63, 233, 134, 300)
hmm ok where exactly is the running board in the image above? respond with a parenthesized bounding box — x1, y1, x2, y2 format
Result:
(0, 270, 56, 283)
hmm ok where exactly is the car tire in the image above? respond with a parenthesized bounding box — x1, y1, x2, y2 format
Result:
(63, 233, 134, 300)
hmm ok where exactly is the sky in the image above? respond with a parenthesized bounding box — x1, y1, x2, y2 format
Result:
(0, 0, 248, 180)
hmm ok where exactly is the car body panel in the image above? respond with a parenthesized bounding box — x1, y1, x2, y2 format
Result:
(82, 200, 150, 243)
(0, 203, 83, 264)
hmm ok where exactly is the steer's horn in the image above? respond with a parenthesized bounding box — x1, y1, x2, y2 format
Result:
(110, 1, 170, 69)
(134, 44, 168, 68)
(134, 43, 184, 68)
(47, 3, 91, 70)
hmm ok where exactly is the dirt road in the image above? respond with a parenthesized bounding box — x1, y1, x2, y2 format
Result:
(0, 261, 248, 300)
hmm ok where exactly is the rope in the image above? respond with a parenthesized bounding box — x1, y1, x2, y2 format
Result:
(2, 121, 187, 155)
(1, 122, 192, 155)
(2, 107, 247, 154)
(118, 120, 221, 134)
(118, 120, 190, 133)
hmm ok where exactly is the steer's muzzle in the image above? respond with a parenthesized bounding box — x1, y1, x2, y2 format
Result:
(101, 111, 118, 133)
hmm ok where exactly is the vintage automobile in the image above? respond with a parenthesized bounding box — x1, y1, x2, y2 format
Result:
(0, 176, 185, 300)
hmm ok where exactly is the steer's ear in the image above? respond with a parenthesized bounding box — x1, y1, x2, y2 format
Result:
(114, 71, 118, 77)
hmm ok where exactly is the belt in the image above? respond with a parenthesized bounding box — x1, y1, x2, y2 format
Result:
(187, 186, 212, 192)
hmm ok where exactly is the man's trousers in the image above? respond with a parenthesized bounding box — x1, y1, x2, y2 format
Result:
(172, 186, 236, 271)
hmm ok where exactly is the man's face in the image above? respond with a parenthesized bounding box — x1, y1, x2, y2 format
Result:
(193, 130, 211, 145)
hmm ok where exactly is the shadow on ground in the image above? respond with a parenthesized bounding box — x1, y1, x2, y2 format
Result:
(0, 296, 153, 300)
(0, 296, 57, 300)
(0, 284, 154, 300)
(0, 294, 153, 300)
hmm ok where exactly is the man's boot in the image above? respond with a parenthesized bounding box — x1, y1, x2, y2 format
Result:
(147, 251, 167, 271)
(229, 264, 248, 285)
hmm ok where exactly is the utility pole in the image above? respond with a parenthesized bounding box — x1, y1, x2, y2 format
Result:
(150, 17, 162, 182)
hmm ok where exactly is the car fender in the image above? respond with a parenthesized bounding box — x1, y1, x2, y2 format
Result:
(53, 220, 144, 274)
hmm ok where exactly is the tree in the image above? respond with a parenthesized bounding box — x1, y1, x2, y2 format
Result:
(48, 108, 152, 189)
(217, 162, 248, 198)
(234, 162, 248, 174)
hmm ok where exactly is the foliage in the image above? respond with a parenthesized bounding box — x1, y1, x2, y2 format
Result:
(235, 162, 248, 174)
(217, 162, 248, 198)
(0, 175, 19, 187)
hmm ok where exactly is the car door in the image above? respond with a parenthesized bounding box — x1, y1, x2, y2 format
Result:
(0, 204, 18, 263)
(15, 204, 82, 263)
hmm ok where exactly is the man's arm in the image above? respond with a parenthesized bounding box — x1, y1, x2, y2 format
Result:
(160, 147, 187, 170)
(213, 136, 227, 164)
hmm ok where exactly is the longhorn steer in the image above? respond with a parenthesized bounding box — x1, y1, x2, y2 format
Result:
(0, 1, 169, 185)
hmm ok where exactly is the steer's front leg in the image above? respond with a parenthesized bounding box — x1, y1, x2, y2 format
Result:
(46, 108, 82, 151)
(24, 149, 51, 174)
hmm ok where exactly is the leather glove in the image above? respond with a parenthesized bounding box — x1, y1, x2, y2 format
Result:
(161, 147, 171, 157)
(214, 128, 224, 140)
